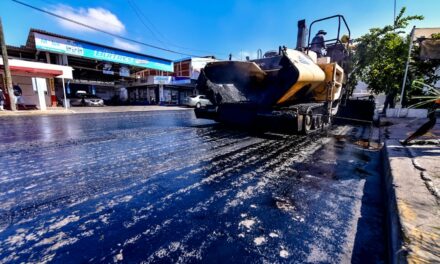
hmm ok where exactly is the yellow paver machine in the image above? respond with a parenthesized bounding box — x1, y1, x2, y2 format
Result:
(195, 15, 375, 133)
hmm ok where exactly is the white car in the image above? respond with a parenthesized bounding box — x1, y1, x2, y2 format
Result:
(70, 91, 105, 107)
(184, 95, 212, 108)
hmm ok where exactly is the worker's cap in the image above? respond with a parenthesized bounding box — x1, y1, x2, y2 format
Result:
(317, 30, 327, 35)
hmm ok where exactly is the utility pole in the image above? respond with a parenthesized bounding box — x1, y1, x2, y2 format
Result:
(0, 17, 16, 111)
(393, 0, 397, 27)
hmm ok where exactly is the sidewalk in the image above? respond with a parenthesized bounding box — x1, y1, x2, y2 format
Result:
(382, 117, 439, 263)
(0, 105, 191, 116)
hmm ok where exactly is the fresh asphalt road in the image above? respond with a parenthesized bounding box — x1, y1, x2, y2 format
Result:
(0, 110, 386, 263)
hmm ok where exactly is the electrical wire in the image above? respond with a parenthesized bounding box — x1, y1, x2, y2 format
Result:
(12, 0, 203, 57)
(126, 0, 229, 58)
(126, 0, 169, 48)
(128, 0, 169, 43)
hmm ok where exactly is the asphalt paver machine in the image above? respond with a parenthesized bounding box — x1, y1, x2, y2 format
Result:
(195, 15, 373, 133)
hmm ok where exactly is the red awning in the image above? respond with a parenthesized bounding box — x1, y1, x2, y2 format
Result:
(8, 66, 63, 76)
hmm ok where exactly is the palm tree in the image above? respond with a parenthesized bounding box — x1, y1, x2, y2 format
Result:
(402, 81, 440, 145)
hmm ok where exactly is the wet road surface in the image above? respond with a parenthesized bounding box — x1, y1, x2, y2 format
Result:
(0, 110, 386, 263)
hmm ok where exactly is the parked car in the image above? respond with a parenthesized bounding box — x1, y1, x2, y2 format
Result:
(70, 91, 104, 107)
(184, 95, 212, 108)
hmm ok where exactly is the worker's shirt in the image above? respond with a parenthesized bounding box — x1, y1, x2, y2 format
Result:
(311, 34, 326, 53)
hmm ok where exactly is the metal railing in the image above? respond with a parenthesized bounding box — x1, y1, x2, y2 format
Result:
(307, 15, 351, 50)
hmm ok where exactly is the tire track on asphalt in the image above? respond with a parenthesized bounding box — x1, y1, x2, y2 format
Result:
(0, 125, 243, 187)
(136, 134, 327, 263)
(0, 111, 362, 263)
(0, 111, 194, 144)
(0, 128, 252, 223)
(76, 134, 317, 262)
(0, 128, 300, 261)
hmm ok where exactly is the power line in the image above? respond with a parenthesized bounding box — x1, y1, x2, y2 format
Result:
(126, 0, 229, 57)
(126, 0, 169, 48)
(130, 1, 169, 43)
(12, 0, 203, 57)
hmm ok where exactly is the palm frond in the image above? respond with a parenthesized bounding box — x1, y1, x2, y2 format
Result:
(409, 80, 440, 109)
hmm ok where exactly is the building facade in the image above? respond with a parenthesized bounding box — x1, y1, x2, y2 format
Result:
(129, 56, 217, 105)
(2, 29, 174, 108)
(2, 29, 218, 108)
(0, 51, 73, 110)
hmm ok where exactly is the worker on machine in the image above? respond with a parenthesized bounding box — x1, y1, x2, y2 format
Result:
(311, 30, 327, 57)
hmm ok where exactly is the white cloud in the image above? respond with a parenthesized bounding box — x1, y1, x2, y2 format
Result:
(237, 51, 259, 60)
(51, 4, 125, 34)
(113, 39, 141, 52)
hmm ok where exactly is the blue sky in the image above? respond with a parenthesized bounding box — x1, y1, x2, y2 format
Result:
(1, 0, 440, 61)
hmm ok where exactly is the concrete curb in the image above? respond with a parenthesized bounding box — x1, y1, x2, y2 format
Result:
(382, 139, 440, 264)
(382, 141, 406, 264)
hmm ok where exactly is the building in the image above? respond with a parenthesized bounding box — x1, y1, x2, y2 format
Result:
(0, 57, 73, 110)
(129, 56, 217, 105)
(2, 29, 219, 108)
(2, 29, 174, 108)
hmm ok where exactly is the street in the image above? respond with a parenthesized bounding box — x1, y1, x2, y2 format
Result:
(0, 110, 386, 263)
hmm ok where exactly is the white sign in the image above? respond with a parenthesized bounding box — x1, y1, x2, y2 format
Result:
(172, 79, 191, 85)
(34, 32, 174, 71)
(119, 66, 130, 77)
(153, 76, 172, 84)
(103, 63, 114, 75)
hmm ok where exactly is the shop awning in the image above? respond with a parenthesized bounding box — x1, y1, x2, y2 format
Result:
(0, 58, 73, 79)
(9, 65, 63, 76)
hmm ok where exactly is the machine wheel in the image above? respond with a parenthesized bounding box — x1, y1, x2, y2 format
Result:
(322, 115, 331, 129)
(195, 102, 201, 109)
(314, 115, 322, 130)
(302, 109, 313, 134)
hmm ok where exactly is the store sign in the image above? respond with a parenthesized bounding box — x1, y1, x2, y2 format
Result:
(172, 77, 191, 85)
(34, 32, 173, 72)
(103, 63, 114, 75)
(119, 66, 130, 77)
(153, 76, 172, 84)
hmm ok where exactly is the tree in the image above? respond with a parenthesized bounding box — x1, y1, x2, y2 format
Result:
(348, 7, 438, 108)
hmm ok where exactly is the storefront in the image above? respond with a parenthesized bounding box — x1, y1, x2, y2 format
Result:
(127, 85, 158, 105)
(64, 79, 117, 104)
(5, 29, 174, 106)
(128, 76, 196, 105)
(127, 57, 217, 105)
(171, 57, 217, 102)
(4, 29, 222, 107)
(0, 58, 73, 110)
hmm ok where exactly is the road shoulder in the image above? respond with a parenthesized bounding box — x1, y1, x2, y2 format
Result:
(382, 117, 440, 263)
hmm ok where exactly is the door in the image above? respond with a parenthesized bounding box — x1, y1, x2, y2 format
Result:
(32, 77, 48, 111)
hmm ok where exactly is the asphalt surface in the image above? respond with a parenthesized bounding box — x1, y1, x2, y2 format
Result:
(0, 110, 386, 263)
